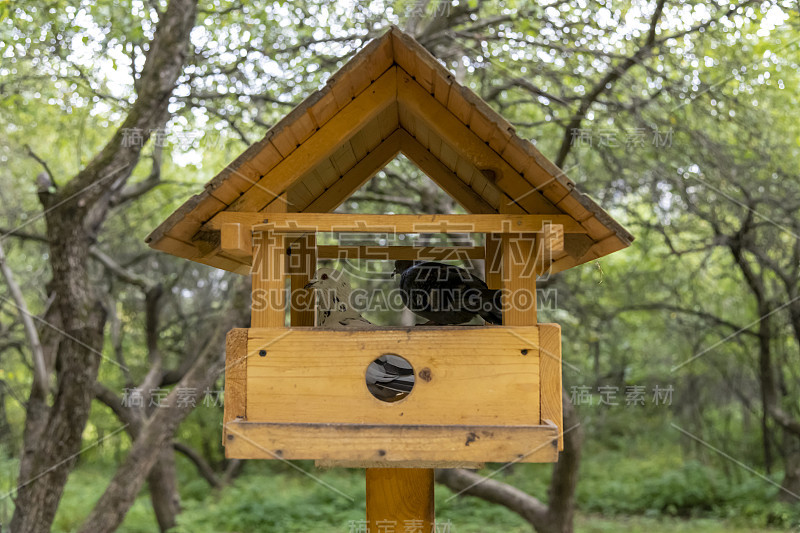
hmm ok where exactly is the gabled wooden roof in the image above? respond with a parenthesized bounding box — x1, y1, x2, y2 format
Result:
(147, 26, 633, 275)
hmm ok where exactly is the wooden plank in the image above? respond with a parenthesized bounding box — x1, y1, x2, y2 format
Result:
(222, 328, 248, 445)
(549, 234, 628, 274)
(397, 130, 497, 214)
(502, 233, 537, 325)
(308, 89, 339, 129)
(317, 459, 483, 469)
(251, 230, 286, 328)
(438, 140, 459, 170)
(432, 71, 453, 106)
(154, 234, 250, 274)
(539, 324, 563, 451)
(170, 245, 486, 269)
(245, 327, 540, 426)
(245, 214, 586, 234)
(304, 130, 403, 213)
(229, 67, 397, 213)
(378, 101, 400, 140)
(317, 245, 484, 261)
(220, 222, 252, 259)
(224, 421, 560, 463)
(446, 83, 472, 124)
(485, 233, 502, 290)
(310, 156, 339, 189)
(206, 213, 586, 234)
(580, 216, 615, 240)
(288, 233, 316, 326)
(542, 224, 564, 255)
(349, 123, 375, 162)
(367, 469, 434, 533)
(397, 68, 562, 216)
(329, 140, 359, 178)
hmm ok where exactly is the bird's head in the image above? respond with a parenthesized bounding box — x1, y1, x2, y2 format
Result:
(393, 260, 415, 278)
(304, 268, 350, 291)
(305, 268, 354, 312)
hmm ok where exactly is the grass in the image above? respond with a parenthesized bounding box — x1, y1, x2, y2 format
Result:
(3, 430, 798, 532)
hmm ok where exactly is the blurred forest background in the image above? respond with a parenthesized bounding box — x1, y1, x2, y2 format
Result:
(1, 0, 800, 532)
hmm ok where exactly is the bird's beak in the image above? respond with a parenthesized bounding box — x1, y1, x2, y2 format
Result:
(304, 280, 316, 290)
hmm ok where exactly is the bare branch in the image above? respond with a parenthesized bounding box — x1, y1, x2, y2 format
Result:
(0, 242, 49, 399)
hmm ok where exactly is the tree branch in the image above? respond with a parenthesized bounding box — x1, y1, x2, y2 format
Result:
(554, 0, 666, 166)
(173, 442, 221, 488)
(0, 242, 49, 398)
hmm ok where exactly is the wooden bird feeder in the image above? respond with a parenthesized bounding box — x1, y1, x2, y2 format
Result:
(147, 26, 633, 530)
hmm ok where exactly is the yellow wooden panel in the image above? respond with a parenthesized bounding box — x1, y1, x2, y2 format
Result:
(502, 233, 537, 325)
(377, 101, 400, 140)
(398, 131, 496, 214)
(245, 327, 541, 426)
(397, 69, 562, 216)
(367, 468, 434, 533)
(224, 420, 560, 463)
(229, 67, 397, 213)
(223, 328, 248, 444)
(304, 130, 402, 213)
(317, 245, 484, 261)
(329, 141, 358, 177)
(539, 323, 563, 451)
(485, 233, 502, 290)
(245, 214, 586, 234)
(220, 222, 252, 259)
(251, 230, 286, 328)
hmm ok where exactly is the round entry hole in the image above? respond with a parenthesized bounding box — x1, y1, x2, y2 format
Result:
(366, 354, 415, 403)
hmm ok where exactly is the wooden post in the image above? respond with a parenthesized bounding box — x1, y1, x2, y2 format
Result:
(251, 229, 286, 328)
(366, 468, 434, 533)
(502, 233, 537, 325)
(288, 233, 316, 326)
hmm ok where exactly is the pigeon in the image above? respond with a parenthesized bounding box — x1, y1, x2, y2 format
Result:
(364, 353, 415, 402)
(304, 267, 372, 328)
(304, 268, 414, 401)
(394, 260, 502, 325)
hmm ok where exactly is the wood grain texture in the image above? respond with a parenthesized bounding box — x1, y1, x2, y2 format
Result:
(244, 213, 584, 234)
(251, 230, 286, 328)
(316, 459, 483, 469)
(245, 327, 540, 426)
(317, 245, 484, 261)
(485, 233, 503, 290)
(303, 129, 402, 213)
(148, 27, 634, 278)
(224, 421, 560, 463)
(228, 66, 398, 213)
(397, 68, 561, 216)
(502, 234, 538, 325)
(222, 328, 248, 445)
(220, 222, 252, 259)
(367, 469, 434, 533)
(397, 130, 497, 214)
(288, 233, 316, 326)
(539, 323, 563, 451)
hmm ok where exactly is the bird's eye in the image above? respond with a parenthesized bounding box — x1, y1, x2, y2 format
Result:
(321, 273, 328, 280)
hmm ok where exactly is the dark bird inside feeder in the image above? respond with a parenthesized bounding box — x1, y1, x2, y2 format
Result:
(394, 260, 502, 325)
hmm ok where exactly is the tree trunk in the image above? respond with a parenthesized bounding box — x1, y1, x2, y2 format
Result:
(9, 0, 199, 529)
(148, 445, 181, 532)
(10, 229, 106, 533)
(543, 391, 583, 533)
(779, 433, 800, 502)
